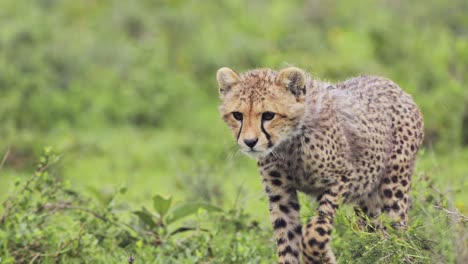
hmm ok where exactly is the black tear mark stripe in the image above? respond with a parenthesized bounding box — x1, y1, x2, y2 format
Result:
(236, 121, 243, 141)
(261, 121, 273, 148)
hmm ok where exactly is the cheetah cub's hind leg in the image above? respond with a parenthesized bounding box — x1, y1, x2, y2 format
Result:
(354, 191, 383, 231)
(379, 136, 421, 228)
(379, 152, 415, 229)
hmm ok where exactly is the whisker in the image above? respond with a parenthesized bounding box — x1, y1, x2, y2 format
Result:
(272, 150, 284, 160)
(272, 151, 278, 159)
(278, 151, 285, 160)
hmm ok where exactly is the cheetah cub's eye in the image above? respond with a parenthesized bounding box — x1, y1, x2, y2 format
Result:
(262, 112, 276, 121)
(232, 112, 243, 121)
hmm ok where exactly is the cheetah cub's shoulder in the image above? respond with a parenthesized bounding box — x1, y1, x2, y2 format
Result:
(217, 67, 424, 264)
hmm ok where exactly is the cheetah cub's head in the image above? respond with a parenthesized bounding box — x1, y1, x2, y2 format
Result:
(217, 67, 306, 158)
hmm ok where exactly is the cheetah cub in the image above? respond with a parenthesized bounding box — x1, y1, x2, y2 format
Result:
(217, 67, 424, 264)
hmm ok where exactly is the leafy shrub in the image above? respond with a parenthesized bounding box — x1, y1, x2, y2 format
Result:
(1, 149, 466, 263)
(0, 148, 224, 263)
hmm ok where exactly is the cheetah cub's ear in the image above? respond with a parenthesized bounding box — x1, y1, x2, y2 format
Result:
(277, 67, 306, 99)
(216, 67, 240, 97)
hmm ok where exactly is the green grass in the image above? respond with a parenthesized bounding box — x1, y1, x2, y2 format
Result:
(1, 127, 466, 263)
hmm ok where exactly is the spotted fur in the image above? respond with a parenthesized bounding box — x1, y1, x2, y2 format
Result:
(217, 67, 424, 264)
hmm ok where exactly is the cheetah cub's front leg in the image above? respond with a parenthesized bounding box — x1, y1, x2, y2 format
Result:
(262, 162, 340, 264)
(302, 187, 340, 264)
(260, 166, 302, 264)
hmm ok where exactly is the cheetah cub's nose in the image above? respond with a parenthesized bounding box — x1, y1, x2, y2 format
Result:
(244, 138, 258, 148)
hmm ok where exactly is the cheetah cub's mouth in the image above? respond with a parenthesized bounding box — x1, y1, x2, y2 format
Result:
(216, 67, 306, 159)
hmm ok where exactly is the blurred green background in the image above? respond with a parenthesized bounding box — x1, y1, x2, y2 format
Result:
(1, 0, 467, 212)
(0, 0, 467, 261)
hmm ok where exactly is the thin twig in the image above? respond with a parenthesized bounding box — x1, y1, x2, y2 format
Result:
(41, 202, 138, 234)
(42, 202, 106, 220)
(0, 147, 10, 170)
(433, 205, 468, 222)
(28, 253, 40, 264)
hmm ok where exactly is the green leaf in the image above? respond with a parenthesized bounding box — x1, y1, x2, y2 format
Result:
(119, 186, 127, 194)
(133, 207, 157, 229)
(165, 202, 222, 225)
(153, 195, 172, 217)
(86, 186, 113, 206)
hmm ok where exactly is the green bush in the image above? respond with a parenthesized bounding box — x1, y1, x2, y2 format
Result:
(1, 149, 464, 263)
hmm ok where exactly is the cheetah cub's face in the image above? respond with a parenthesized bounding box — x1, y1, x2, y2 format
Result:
(217, 67, 306, 158)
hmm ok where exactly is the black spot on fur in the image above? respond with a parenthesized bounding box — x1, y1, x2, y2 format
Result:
(384, 189, 393, 198)
(289, 202, 300, 211)
(362, 206, 369, 213)
(287, 231, 295, 240)
(279, 204, 290, 214)
(277, 238, 286, 245)
(269, 171, 281, 178)
(318, 239, 329, 250)
(294, 225, 302, 235)
(395, 190, 404, 198)
(269, 195, 281, 203)
(316, 194, 323, 202)
(308, 238, 318, 247)
(324, 190, 337, 197)
(315, 227, 326, 236)
(303, 254, 315, 262)
(273, 218, 287, 229)
(316, 218, 327, 225)
(271, 179, 283, 186)
(279, 245, 299, 257)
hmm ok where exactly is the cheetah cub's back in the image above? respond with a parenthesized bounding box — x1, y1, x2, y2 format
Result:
(217, 67, 424, 264)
